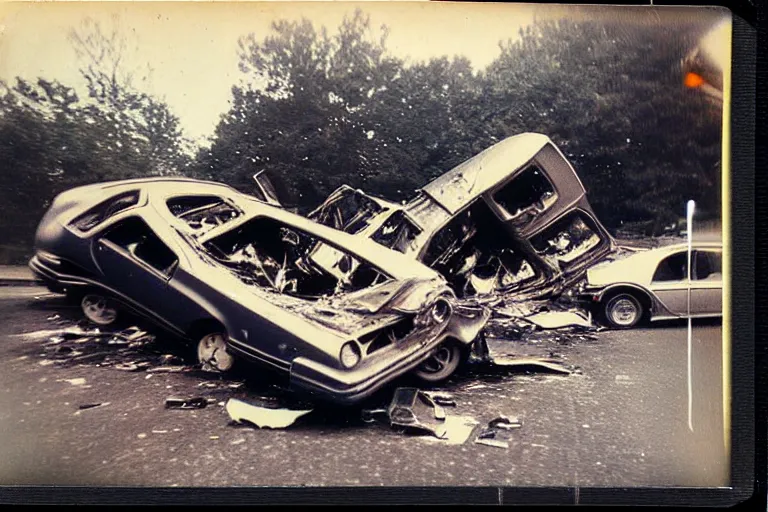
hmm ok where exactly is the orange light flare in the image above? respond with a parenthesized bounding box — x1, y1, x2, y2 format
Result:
(684, 72, 706, 88)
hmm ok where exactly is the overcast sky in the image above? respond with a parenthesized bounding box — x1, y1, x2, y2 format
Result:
(0, 1, 729, 143)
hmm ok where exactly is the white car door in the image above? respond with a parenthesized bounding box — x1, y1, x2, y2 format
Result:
(649, 250, 690, 316)
(690, 249, 722, 315)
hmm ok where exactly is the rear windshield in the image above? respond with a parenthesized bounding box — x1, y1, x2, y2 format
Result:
(70, 190, 140, 232)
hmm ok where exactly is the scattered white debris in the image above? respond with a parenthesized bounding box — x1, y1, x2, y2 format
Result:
(418, 416, 479, 446)
(225, 398, 312, 429)
(524, 311, 593, 329)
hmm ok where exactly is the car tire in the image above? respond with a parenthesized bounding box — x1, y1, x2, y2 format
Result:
(413, 342, 464, 383)
(197, 332, 235, 373)
(603, 293, 643, 329)
(80, 293, 119, 326)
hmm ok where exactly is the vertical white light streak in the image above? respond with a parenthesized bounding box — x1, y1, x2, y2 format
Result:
(686, 199, 695, 432)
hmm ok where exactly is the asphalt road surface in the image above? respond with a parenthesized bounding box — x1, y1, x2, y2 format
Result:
(0, 286, 727, 488)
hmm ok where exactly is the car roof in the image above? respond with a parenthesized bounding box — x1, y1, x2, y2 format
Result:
(419, 132, 551, 213)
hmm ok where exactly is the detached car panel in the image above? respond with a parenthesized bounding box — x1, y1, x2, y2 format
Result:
(30, 178, 490, 404)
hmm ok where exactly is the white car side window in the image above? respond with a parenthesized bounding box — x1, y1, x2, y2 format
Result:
(652, 251, 688, 282)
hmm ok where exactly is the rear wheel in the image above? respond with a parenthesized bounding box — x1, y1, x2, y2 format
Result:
(413, 343, 463, 383)
(81, 293, 119, 326)
(197, 332, 235, 372)
(602, 293, 643, 329)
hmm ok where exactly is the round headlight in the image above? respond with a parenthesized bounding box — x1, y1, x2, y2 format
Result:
(340, 342, 362, 369)
(431, 298, 452, 324)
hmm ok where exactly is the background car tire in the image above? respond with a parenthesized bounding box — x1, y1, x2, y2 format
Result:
(197, 332, 235, 372)
(80, 293, 119, 326)
(413, 342, 464, 383)
(602, 293, 643, 329)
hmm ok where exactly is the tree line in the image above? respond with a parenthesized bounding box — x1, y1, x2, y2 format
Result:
(0, 10, 722, 264)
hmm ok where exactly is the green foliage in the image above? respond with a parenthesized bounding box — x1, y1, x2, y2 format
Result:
(198, 11, 722, 233)
(0, 17, 191, 263)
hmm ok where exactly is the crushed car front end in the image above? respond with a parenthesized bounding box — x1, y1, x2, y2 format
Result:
(287, 290, 489, 404)
(219, 276, 489, 405)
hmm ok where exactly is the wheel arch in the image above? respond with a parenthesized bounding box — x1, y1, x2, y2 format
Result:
(186, 317, 228, 342)
(600, 284, 654, 320)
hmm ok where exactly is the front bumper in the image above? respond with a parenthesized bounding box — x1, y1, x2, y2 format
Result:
(288, 303, 490, 405)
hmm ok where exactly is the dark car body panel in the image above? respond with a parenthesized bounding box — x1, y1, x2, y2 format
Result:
(30, 178, 489, 404)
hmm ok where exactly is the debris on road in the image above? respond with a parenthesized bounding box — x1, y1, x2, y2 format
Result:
(489, 356, 573, 374)
(418, 415, 480, 446)
(61, 378, 86, 386)
(225, 398, 312, 429)
(474, 415, 522, 449)
(421, 391, 457, 407)
(387, 387, 448, 439)
(523, 310, 593, 329)
(147, 366, 188, 374)
(78, 402, 107, 410)
(75, 402, 111, 415)
(165, 397, 208, 410)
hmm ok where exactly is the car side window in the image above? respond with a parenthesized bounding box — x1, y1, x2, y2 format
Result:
(103, 217, 179, 276)
(70, 190, 140, 232)
(694, 250, 722, 281)
(492, 164, 558, 222)
(652, 251, 688, 282)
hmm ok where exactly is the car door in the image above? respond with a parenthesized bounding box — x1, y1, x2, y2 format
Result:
(92, 216, 182, 333)
(649, 250, 690, 315)
(690, 249, 722, 315)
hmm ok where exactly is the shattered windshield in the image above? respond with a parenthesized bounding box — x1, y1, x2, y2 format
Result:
(371, 210, 421, 254)
(203, 216, 390, 298)
(530, 213, 603, 266)
(492, 164, 557, 224)
(311, 188, 385, 234)
(167, 196, 242, 236)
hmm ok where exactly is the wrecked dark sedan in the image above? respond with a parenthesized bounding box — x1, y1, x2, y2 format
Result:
(29, 177, 490, 404)
(309, 133, 616, 300)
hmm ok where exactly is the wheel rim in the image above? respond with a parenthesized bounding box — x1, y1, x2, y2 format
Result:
(416, 346, 459, 381)
(198, 333, 234, 372)
(81, 294, 118, 325)
(608, 297, 639, 326)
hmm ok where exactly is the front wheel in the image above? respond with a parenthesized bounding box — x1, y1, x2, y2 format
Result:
(413, 343, 464, 383)
(81, 293, 119, 326)
(197, 332, 235, 372)
(602, 293, 643, 329)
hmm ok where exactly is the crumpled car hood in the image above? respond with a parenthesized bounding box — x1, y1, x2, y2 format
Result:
(246, 277, 450, 337)
(332, 277, 450, 315)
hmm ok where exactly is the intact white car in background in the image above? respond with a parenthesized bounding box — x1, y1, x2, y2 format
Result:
(578, 241, 722, 328)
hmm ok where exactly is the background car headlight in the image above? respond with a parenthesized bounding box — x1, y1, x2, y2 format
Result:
(340, 341, 361, 369)
(430, 298, 452, 324)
